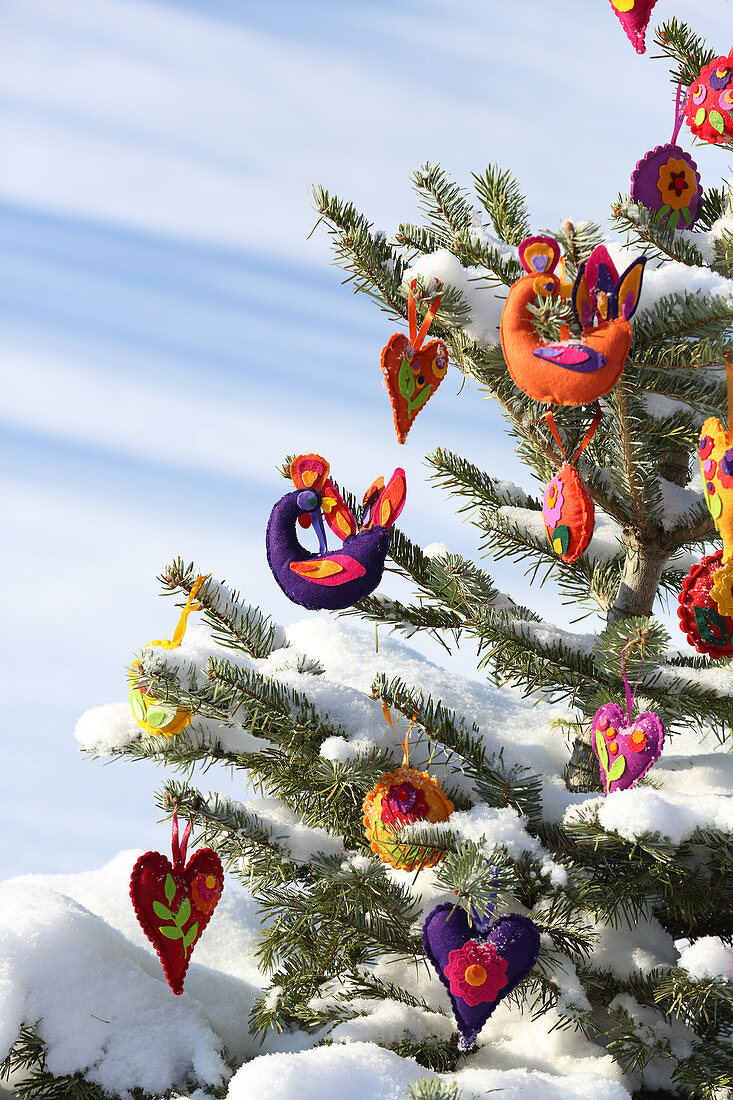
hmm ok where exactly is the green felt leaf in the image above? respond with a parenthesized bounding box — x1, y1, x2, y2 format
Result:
(709, 493, 723, 522)
(693, 605, 730, 647)
(183, 922, 199, 950)
(158, 925, 184, 940)
(681, 205, 692, 224)
(175, 898, 191, 928)
(656, 204, 671, 220)
(595, 729, 609, 773)
(695, 107, 706, 126)
(668, 209, 680, 229)
(164, 875, 176, 905)
(145, 706, 173, 729)
(129, 687, 146, 722)
(551, 525, 570, 556)
(397, 357, 415, 401)
(408, 386, 432, 416)
(710, 110, 726, 134)
(607, 755, 627, 783)
(153, 900, 173, 920)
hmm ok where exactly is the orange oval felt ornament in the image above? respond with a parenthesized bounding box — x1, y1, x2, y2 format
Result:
(363, 766, 453, 871)
(541, 410, 599, 564)
(500, 236, 646, 406)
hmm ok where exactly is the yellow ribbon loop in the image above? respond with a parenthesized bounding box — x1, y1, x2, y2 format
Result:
(171, 575, 207, 648)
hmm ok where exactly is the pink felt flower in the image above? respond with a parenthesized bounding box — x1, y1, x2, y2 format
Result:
(191, 872, 221, 913)
(444, 940, 509, 1007)
(380, 782, 429, 826)
(542, 476, 564, 529)
(719, 449, 733, 489)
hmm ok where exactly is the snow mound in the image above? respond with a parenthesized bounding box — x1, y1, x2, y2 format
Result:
(564, 787, 733, 845)
(678, 938, 733, 982)
(0, 882, 230, 1098)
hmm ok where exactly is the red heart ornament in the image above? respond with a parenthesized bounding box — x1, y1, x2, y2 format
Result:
(130, 845, 223, 994)
(381, 332, 448, 444)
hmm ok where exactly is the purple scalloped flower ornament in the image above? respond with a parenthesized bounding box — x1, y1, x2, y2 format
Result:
(422, 898, 540, 1050)
(630, 85, 701, 231)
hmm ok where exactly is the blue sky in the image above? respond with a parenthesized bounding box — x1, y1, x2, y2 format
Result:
(2, 0, 732, 877)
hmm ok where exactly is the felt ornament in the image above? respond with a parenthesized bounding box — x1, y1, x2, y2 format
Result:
(501, 236, 646, 406)
(130, 810, 223, 995)
(266, 454, 406, 611)
(678, 550, 733, 658)
(608, 0, 660, 54)
(685, 50, 733, 145)
(381, 280, 448, 444)
(129, 575, 207, 737)
(630, 84, 701, 231)
(542, 408, 600, 563)
(362, 705, 453, 871)
(591, 648, 665, 795)
(697, 358, 733, 615)
(422, 898, 540, 1051)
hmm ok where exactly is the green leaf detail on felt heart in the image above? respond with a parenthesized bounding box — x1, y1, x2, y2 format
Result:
(129, 685, 146, 722)
(408, 386, 432, 416)
(710, 110, 726, 134)
(595, 729, 609, 774)
(708, 493, 723, 522)
(607, 755, 626, 783)
(153, 900, 173, 920)
(693, 605, 730, 647)
(668, 209, 680, 229)
(175, 898, 191, 928)
(164, 874, 176, 905)
(158, 924, 184, 940)
(681, 205, 692, 224)
(397, 357, 415, 401)
(655, 204, 671, 221)
(182, 922, 199, 951)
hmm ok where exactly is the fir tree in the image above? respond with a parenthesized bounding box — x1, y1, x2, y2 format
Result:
(8, 17, 733, 1100)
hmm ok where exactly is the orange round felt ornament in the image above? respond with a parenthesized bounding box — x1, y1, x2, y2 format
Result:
(541, 410, 599, 564)
(363, 766, 453, 871)
(500, 236, 646, 406)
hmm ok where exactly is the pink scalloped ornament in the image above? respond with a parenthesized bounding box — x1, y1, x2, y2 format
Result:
(608, 0, 660, 54)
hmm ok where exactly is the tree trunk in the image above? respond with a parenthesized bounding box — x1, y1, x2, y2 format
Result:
(607, 529, 668, 625)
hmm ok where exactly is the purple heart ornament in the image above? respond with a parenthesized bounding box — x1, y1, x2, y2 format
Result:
(591, 702, 665, 795)
(422, 903, 540, 1050)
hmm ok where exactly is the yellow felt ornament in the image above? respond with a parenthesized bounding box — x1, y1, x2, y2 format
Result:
(362, 705, 453, 871)
(129, 576, 207, 737)
(699, 357, 733, 613)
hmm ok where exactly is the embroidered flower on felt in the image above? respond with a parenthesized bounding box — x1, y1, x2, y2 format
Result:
(191, 872, 221, 913)
(380, 781, 429, 826)
(444, 940, 509, 1007)
(718, 449, 733, 489)
(710, 66, 732, 91)
(719, 88, 733, 112)
(657, 158, 695, 211)
(542, 476, 564, 529)
(628, 729, 647, 754)
(699, 435, 714, 461)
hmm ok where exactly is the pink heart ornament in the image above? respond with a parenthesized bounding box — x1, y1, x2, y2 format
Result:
(591, 702, 665, 795)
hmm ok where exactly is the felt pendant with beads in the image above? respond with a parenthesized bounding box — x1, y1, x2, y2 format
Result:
(362, 705, 453, 871)
(630, 83, 701, 231)
(541, 408, 599, 564)
(685, 50, 733, 145)
(381, 281, 448, 444)
(129, 574, 207, 738)
(130, 810, 223, 994)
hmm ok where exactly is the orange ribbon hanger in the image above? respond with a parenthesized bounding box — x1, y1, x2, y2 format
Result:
(408, 279, 442, 353)
(382, 700, 419, 768)
(170, 575, 207, 648)
(545, 405, 602, 466)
